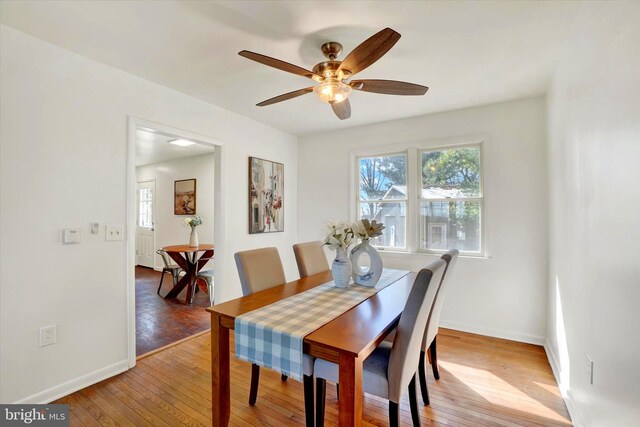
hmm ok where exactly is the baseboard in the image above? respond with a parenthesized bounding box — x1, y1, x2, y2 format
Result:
(544, 340, 582, 427)
(544, 340, 562, 385)
(439, 319, 546, 345)
(13, 360, 129, 404)
(136, 329, 210, 360)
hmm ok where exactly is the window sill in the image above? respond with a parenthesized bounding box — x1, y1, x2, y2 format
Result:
(377, 249, 492, 260)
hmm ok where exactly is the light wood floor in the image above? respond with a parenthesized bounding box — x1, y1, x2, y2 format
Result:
(55, 328, 572, 426)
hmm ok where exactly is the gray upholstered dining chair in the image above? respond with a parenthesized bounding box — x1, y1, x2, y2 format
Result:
(383, 249, 459, 405)
(156, 249, 183, 296)
(293, 241, 330, 278)
(312, 259, 447, 427)
(234, 247, 315, 427)
(416, 249, 459, 405)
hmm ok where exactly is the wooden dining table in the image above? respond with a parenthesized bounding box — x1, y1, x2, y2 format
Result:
(207, 269, 418, 427)
(162, 244, 214, 304)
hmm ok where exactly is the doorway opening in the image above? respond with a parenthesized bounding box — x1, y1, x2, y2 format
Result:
(129, 119, 221, 359)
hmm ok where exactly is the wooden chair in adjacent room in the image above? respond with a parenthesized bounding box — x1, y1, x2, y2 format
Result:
(312, 258, 447, 427)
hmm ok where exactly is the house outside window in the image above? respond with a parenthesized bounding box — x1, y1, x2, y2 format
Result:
(420, 145, 482, 253)
(354, 140, 483, 256)
(357, 154, 407, 249)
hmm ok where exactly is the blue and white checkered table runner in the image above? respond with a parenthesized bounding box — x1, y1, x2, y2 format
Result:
(235, 269, 410, 381)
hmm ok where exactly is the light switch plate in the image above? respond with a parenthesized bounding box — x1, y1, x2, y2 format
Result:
(62, 228, 81, 244)
(105, 225, 125, 241)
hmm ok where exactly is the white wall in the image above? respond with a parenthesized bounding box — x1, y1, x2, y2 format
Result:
(546, 2, 640, 426)
(136, 153, 216, 269)
(298, 97, 548, 344)
(0, 24, 298, 404)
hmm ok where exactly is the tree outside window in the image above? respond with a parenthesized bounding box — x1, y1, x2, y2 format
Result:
(420, 146, 482, 253)
(358, 154, 407, 249)
(355, 144, 483, 254)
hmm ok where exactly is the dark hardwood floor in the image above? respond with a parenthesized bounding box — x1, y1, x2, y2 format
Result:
(136, 266, 210, 356)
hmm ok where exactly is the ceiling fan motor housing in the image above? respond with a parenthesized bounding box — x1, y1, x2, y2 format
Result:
(321, 42, 343, 60)
(313, 61, 343, 79)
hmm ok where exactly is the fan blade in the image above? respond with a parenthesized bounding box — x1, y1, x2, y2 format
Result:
(331, 99, 351, 120)
(239, 50, 322, 81)
(257, 87, 314, 106)
(338, 28, 401, 76)
(350, 79, 428, 96)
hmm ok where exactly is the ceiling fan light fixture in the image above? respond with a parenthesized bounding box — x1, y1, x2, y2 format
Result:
(239, 27, 427, 119)
(313, 80, 352, 104)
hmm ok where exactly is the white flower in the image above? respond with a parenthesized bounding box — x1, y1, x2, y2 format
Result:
(352, 219, 385, 240)
(323, 220, 355, 251)
(352, 220, 368, 239)
(183, 216, 203, 228)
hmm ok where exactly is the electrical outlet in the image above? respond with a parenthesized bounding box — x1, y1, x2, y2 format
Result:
(105, 225, 124, 241)
(586, 355, 594, 385)
(39, 325, 56, 347)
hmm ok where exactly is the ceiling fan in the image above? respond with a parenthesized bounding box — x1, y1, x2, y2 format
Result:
(238, 27, 428, 120)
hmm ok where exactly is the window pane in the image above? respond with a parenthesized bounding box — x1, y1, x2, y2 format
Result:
(138, 188, 153, 228)
(359, 154, 407, 201)
(422, 146, 481, 198)
(359, 202, 406, 248)
(420, 201, 481, 252)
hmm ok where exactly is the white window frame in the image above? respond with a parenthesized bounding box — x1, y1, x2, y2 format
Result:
(137, 186, 154, 229)
(350, 135, 486, 257)
(418, 143, 483, 255)
(354, 151, 409, 251)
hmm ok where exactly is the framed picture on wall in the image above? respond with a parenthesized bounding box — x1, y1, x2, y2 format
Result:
(249, 157, 284, 234)
(174, 179, 196, 215)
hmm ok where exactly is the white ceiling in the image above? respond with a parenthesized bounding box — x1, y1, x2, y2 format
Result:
(135, 129, 215, 167)
(0, 1, 581, 136)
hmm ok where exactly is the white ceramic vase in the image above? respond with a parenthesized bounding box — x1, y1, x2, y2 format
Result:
(331, 247, 351, 288)
(189, 228, 199, 247)
(350, 239, 383, 287)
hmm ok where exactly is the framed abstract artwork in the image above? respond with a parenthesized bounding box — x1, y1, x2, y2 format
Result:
(249, 157, 284, 233)
(174, 179, 196, 215)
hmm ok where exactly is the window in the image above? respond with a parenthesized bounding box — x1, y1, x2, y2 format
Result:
(354, 143, 483, 255)
(420, 146, 482, 253)
(357, 154, 407, 249)
(138, 187, 153, 228)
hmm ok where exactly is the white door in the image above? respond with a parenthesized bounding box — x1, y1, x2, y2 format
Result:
(136, 181, 155, 268)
